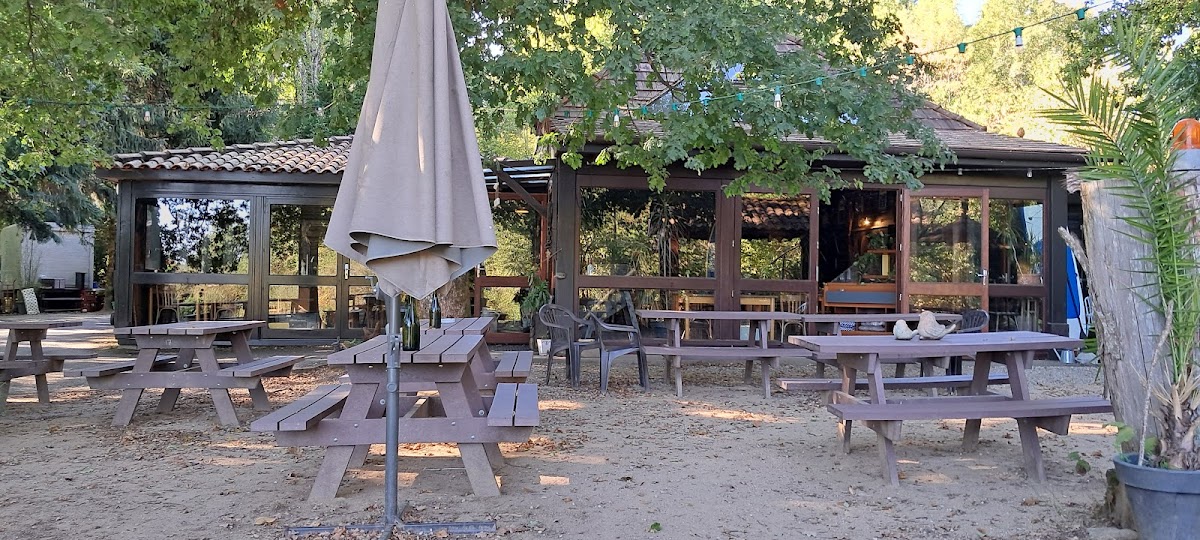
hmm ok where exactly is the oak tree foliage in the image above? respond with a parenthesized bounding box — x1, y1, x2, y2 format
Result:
(3, 0, 954, 235)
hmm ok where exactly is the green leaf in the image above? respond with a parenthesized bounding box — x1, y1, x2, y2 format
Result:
(649, 522, 662, 533)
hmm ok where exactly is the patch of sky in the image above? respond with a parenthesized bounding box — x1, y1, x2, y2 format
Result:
(956, 0, 984, 26)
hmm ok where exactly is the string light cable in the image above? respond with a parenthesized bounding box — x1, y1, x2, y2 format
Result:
(592, 0, 1113, 122)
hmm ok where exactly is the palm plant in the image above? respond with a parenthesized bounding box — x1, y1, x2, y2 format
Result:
(1042, 17, 1200, 469)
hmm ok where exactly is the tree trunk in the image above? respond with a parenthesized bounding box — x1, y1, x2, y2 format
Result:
(433, 272, 473, 319)
(1078, 179, 1172, 441)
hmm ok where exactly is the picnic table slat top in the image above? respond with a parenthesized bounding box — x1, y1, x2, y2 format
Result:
(791, 331, 1081, 355)
(796, 313, 961, 323)
(635, 310, 960, 322)
(637, 310, 805, 321)
(0, 320, 84, 330)
(329, 333, 482, 364)
(113, 320, 266, 336)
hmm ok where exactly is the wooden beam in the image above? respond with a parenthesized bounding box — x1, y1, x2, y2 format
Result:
(494, 161, 547, 217)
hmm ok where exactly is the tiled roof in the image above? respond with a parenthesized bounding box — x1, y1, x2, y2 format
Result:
(546, 60, 1084, 163)
(108, 136, 352, 174)
(547, 101, 1083, 162)
(742, 197, 810, 237)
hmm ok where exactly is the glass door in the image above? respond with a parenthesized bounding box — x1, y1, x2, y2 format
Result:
(901, 188, 990, 315)
(262, 201, 342, 340)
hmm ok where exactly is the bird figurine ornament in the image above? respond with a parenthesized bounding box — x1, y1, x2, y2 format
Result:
(915, 310, 957, 340)
(892, 320, 918, 340)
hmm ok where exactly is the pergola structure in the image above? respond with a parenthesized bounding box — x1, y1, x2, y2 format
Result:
(100, 99, 1085, 344)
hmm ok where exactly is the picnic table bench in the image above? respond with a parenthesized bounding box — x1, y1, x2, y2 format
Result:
(792, 332, 1113, 485)
(67, 320, 304, 426)
(253, 318, 538, 499)
(0, 320, 95, 410)
(638, 310, 811, 398)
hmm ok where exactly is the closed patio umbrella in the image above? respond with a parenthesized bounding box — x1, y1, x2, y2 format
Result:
(322, 0, 496, 532)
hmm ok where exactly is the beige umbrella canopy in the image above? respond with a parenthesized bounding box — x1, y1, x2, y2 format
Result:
(325, 0, 496, 299)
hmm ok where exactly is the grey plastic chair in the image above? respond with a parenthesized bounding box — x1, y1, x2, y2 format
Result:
(538, 304, 598, 386)
(586, 292, 650, 393)
(949, 309, 990, 375)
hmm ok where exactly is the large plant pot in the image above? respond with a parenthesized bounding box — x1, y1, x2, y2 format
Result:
(1113, 453, 1200, 539)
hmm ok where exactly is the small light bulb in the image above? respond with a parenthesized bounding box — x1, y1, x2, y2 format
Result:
(773, 87, 782, 109)
(613, 108, 620, 126)
(1076, 7, 1088, 20)
(143, 108, 151, 122)
(1027, 168, 1033, 178)
(814, 77, 824, 87)
(1013, 27, 1024, 48)
(905, 55, 915, 66)
(957, 43, 967, 54)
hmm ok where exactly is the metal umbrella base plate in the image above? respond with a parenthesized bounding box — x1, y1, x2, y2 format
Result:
(283, 503, 496, 538)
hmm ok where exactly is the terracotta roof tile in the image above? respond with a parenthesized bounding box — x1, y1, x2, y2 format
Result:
(109, 136, 353, 174)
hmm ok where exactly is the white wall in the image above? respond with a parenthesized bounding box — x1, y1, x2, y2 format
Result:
(0, 224, 95, 289)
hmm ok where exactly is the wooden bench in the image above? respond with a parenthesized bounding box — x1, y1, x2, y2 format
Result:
(1, 349, 100, 406)
(493, 351, 533, 384)
(250, 383, 351, 432)
(217, 355, 304, 378)
(827, 395, 1113, 484)
(63, 355, 180, 378)
(643, 345, 811, 398)
(487, 383, 540, 427)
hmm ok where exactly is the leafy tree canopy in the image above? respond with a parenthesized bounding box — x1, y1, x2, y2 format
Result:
(1068, 0, 1200, 116)
(4, 0, 952, 235)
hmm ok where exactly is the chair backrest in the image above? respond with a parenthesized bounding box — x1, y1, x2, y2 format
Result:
(612, 290, 641, 331)
(960, 309, 989, 333)
(539, 304, 586, 357)
(157, 285, 180, 308)
(780, 294, 807, 314)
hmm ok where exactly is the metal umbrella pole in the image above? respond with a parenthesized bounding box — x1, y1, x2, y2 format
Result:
(382, 289, 402, 534)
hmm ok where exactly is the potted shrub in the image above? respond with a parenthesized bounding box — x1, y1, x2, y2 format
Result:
(519, 275, 552, 350)
(1045, 18, 1200, 539)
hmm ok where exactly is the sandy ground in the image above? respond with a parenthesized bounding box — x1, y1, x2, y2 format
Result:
(0, 313, 1121, 540)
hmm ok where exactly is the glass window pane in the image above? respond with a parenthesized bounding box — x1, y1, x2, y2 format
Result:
(482, 286, 525, 332)
(989, 200, 1044, 285)
(141, 283, 248, 323)
(818, 190, 897, 285)
(482, 200, 540, 277)
(908, 294, 981, 314)
(989, 297, 1043, 331)
(741, 194, 810, 280)
(909, 197, 982, 283)
(579, 188, 716, 278)
(137, 198, 250, 274)
(268, 285, 336, 330)
(269, 205, 337, 276)
(348, 285, 385, 332)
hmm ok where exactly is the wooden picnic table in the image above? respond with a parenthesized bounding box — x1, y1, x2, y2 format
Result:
(67, 320, 303, 427)
(797, 312, 962, 335)
(252, 316, 538, 500)
(0, 320, 94, 410)
(790, 312, 962, 377)
(636, 310, 812, 397)
(790, 331, 1112, 485)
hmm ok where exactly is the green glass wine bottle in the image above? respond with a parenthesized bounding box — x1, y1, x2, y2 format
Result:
(402, 295, 420, 351)
(429, 294, 442, 328)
